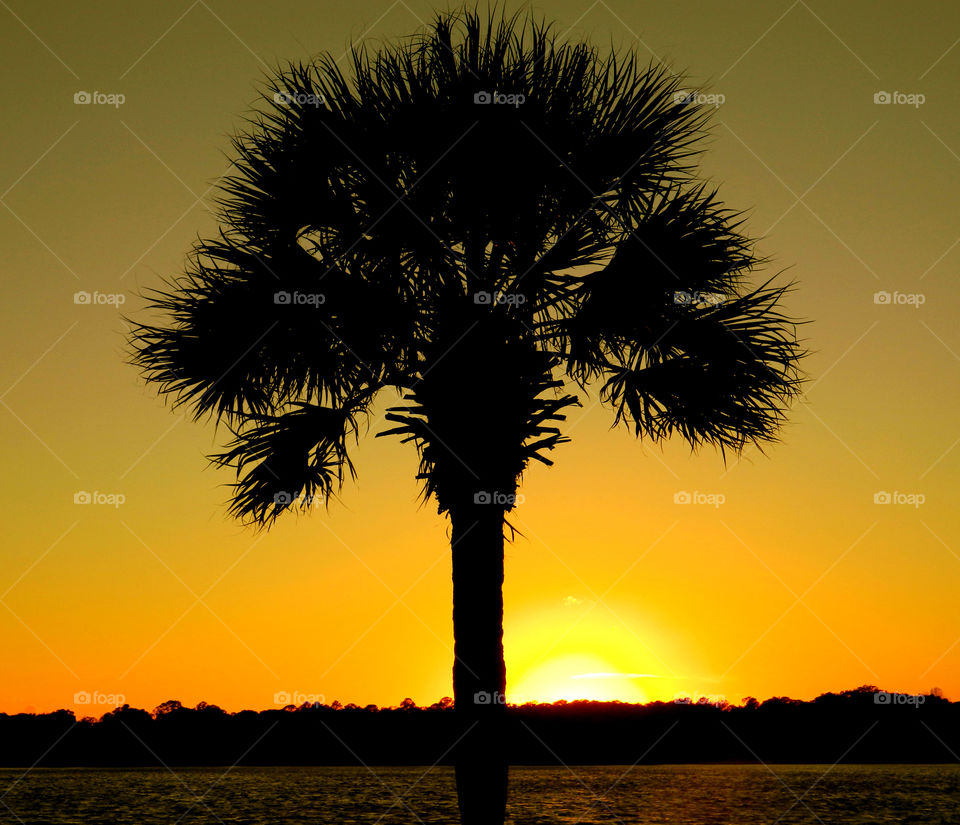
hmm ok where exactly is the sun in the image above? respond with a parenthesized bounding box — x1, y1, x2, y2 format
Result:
(502, 597, 697, 706)
(509, 653, 652, 704)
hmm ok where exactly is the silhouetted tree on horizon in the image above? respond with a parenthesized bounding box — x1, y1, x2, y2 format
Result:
(129, 7, 805, 823)
(4, 687, 958, 771)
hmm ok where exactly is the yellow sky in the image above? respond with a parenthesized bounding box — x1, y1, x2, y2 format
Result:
(1, 0, 959, 716)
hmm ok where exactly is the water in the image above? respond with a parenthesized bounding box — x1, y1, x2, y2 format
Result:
(1, 765, 958, 823)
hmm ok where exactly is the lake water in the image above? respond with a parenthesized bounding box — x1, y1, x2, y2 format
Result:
(1, 765, 958, 823)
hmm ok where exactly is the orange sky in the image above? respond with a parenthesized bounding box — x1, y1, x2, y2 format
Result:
(1, 0, 959, 716)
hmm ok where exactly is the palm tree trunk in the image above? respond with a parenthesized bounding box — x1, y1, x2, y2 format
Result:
(450, 500, 508, 825)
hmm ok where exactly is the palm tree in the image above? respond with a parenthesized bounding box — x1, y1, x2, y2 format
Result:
(129, 7, 804, 823)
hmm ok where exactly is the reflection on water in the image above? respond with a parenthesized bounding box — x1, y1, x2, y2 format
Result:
(1, 764, 958, 824)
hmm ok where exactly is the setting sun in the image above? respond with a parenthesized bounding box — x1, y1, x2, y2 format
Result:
(503, 602, 697, 704)
(510, 654, 653, 704)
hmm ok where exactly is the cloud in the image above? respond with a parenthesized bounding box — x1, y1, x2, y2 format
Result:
(570, 672, 659, 680)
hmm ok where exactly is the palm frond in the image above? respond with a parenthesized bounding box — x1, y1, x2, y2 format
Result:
(128, 5, 806, 526)
(212, 396, 369, 526)
(128, 236, 415, 424)
(598, 282, 806, 454)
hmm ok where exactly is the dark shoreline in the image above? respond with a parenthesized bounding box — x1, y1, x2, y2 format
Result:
(3, 762, 959, 769)
(2, 687, 957, 768)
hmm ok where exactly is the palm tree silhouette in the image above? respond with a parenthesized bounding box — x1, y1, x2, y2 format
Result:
(129, 8, 804, 823)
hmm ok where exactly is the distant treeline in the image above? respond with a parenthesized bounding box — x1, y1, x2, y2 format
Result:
(1, 686, 957, 766)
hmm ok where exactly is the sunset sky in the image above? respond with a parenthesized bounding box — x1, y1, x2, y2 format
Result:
(1, 0, 959, 717)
